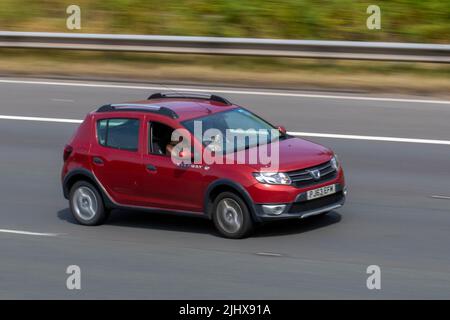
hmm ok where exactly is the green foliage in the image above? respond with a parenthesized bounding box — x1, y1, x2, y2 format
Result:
(0, 0, 448, 43)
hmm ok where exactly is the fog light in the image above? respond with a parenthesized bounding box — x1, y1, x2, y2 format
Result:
(343, 187, 348, 196)
(262, 204, 286, 215)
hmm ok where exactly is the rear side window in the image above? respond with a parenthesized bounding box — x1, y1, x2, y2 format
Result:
(97, 118, 140, 151)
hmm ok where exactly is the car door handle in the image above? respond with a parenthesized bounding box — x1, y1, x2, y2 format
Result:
(93, 157, 104, 165)
(146, 164, 157, 172)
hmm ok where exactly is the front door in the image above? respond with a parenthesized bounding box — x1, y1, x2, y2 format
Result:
(140, 120, 205, 212)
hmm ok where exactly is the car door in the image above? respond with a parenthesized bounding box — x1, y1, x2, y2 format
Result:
(140, 118, 205, 213)
(90, 115, 144, 206)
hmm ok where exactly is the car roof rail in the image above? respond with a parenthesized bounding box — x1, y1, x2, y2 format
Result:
(148, 92, 232, 105)
(96, 104, 179, 119)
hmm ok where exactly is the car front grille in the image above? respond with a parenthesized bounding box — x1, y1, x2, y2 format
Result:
(287, 160, 337, 188)
(289, 192, 344, 213)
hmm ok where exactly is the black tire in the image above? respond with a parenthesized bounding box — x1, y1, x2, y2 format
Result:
(69, 180, 109, 226)
(212, 192, 253, 239)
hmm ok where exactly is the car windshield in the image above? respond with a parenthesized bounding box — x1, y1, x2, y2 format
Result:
(182, 108, 285, 154)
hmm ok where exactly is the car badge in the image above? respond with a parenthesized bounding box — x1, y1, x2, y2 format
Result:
(308, 169, 321, 180)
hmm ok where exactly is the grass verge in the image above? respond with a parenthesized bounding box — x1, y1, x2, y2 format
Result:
(0, 49, 449, 97)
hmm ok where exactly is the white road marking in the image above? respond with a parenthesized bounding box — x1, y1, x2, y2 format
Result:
(51, 98, 74, 103)
(0, 115, 81, 123)
(0, 228, 60, 237)
(0, 78, 449, 105)
(1, 114, 450, 146)
(431, 195, 450, 200)
(289, 132, 450, 146)
(256, 252, 283, 257)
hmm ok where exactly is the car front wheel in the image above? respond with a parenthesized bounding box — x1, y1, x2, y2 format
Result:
(212, 192, 253, 239)
(69, 181, 108, 226)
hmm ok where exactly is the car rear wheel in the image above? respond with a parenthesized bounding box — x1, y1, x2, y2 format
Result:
(212, 192, 253, 239)
(69, 181, 108, 226)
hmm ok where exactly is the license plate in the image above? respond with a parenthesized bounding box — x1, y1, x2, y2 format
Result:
(307, 184, 336, 200)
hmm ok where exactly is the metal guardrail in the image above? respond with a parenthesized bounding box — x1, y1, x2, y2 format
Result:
(0, 31, 449, 63)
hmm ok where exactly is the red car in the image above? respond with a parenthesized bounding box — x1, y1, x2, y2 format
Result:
(61, 92, 346, 238)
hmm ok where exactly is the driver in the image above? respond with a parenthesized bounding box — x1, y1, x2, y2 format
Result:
(166, 139, 178, 156)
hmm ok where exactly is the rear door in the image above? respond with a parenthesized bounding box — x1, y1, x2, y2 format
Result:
(90, 115, 144, 206)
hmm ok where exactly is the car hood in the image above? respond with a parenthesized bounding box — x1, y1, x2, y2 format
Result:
(236, 136, 333, 172)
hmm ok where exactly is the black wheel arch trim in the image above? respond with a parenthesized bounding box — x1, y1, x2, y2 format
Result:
(64, 170, 259, 221)
(203, 179, 260, 222)
(62, 168, 116, 208)
(63, 168, 204, 216)
(63, 168, 89, 198)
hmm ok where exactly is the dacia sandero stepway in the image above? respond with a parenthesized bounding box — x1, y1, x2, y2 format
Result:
(62, 92, 346, 238)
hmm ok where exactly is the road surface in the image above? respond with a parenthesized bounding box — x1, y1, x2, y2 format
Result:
(0, 78, 449, 299)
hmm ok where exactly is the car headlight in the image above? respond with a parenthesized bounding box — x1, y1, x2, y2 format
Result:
(330, 154, 340, 171)
(253, 172, 292, 185)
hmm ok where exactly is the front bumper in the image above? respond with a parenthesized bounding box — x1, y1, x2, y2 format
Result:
(254, 183, 346, 221)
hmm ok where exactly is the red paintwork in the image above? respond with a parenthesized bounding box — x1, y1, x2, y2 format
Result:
(62, 98, 345, 214)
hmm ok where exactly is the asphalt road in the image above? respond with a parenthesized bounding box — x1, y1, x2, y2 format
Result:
(0, 78, 449, 299)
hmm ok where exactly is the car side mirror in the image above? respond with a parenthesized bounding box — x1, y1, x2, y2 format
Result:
(277, 125, 287, 136)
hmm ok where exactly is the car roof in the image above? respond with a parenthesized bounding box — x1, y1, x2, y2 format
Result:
(96, 95, 239, 122)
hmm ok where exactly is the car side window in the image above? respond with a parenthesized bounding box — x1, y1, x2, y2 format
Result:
(97, 118, 140, 151)
(149, 121, 176, 156)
